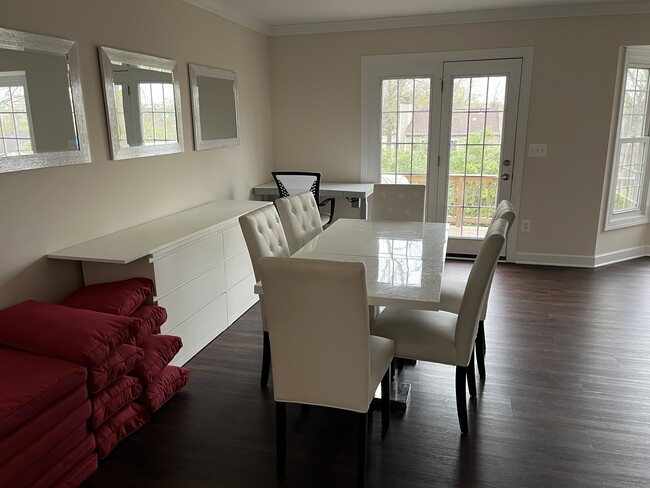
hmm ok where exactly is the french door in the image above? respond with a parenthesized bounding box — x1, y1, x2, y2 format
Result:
(434, 59, 523, 256)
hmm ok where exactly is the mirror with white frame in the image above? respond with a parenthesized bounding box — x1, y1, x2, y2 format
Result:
(0, 27, 90, 173)
(188, 63, 239, 150)
(98, 46, 183, 160)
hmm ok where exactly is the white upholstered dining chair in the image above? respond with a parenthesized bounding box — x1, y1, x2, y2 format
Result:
(370, 184, 426, 222)
(258, 256, 394, 488)
(439, 200, 516, 379)
(238, 205, 291, 388)
(274, 192, 324, 254)
(371, 218, 507, 435)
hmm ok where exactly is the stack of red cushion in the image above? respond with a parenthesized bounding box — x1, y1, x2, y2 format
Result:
(0, 345, 95, 488)
(59, 278, 190, 459)
(0, 277, 190, 483)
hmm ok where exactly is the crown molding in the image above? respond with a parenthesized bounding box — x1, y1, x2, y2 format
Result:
(269, 1, 650, 36)
(181, 0, 271, 35)
(181, 0, 650, 37)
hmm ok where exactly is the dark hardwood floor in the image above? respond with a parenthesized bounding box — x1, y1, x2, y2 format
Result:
(83, 258, 650, 487)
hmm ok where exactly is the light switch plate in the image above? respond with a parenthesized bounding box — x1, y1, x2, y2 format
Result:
(528, 144, 547, 157)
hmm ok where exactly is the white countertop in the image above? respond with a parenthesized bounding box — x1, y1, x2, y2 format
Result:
(47, 200, 269, 264)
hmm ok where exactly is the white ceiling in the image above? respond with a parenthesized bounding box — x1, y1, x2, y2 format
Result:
(183, 0, 650, 35)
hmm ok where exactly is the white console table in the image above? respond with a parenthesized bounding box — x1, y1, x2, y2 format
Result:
(48, 200, 268, 366)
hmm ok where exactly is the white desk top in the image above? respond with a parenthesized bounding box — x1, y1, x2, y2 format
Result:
(47, 200, 269, 265)
(253, 181, 375, 199)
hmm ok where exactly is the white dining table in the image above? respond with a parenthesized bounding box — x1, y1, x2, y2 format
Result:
(254, 218, 449, 407)
(294, 218, 448, 308)
(255, 218, 448, 308)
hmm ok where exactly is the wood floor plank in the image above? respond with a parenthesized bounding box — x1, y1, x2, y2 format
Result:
(83, 257, 650, 487)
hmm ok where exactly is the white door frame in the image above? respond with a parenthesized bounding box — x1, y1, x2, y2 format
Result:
(361, 47, 534, 262)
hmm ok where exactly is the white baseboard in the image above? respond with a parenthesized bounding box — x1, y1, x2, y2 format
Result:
(593, 246, 650, 268)
(515, 252, 595, 268)
(515, 247, 650, 268)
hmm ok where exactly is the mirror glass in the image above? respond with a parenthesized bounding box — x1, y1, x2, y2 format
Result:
(99, 47, 183, 160)
(0, 27, 90, 173)
(189, 64, 239, 150)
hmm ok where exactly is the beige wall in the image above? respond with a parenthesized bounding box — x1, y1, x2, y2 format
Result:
(0, 0, 273, 308)
(269, 14, 650, 260)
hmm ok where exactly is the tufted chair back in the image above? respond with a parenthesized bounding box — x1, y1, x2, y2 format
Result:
(371, 184, 426, 222)
(274, 192, 324, 254)
(239, 205, 291, 330)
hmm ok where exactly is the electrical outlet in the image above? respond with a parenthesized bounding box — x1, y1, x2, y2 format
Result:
(528, 144, 547, 157)
(520, 219, 531, 233)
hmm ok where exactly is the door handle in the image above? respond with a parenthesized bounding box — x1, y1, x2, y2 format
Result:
(501, 174, 511, 181)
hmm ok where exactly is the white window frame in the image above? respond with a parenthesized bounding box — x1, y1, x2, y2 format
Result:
(605, 46, 650, 230)
(0, 71, 35, 156)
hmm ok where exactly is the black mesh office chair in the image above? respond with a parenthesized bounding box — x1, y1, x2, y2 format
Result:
(271, 171, 336, 226)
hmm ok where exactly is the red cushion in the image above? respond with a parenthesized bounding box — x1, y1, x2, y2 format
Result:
(0, 383, 87, 466)
(0, 346, 86, 437)
(128, 305, 167, 346)
(0, 403, 91, 488)
(88, 343, 144, 394)
(90, 376, 142, 428)
(0, 301, 140, 367)
(60, 277, 154, 316)
(140, 366, 190, 413)
(131, 335, 183, 384)
(31, 435, 96, 488)
(94, 402, 150, 459)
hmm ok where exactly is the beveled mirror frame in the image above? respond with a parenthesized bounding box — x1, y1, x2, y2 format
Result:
(0, 27, 90, 173)
(188, 63, 240, 150)
(98, 46, 184, 160)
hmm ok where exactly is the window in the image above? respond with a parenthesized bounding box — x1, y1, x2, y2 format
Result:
(380, 78, 431, 184)
(0, 72, 34, 157)
(606, 46, 650, 229)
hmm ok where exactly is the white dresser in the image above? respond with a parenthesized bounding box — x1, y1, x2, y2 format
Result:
(48, 200, 268, 366)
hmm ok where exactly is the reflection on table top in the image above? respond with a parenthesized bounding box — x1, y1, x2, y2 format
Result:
(293, 219, 448, 310)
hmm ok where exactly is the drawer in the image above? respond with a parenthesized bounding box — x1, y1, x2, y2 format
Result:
(227, 273, 258, 325)
(152, 231, 224, 296)
(156, 264, 226, 329)
(163, 295, 228, 366)
(225, 249, 254, 289)
(223, 223, 247, 260)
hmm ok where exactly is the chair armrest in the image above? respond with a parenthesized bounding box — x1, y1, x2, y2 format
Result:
(318, 197, 336, 222)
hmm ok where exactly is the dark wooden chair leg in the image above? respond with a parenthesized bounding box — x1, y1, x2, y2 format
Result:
(455, 366, 469, 435)
(467, 350, 477, 398)
(276, 401, 286, 478)
(357, 412, 368, 488)
(381, 368, 390, 437)
(476, 320, 486, 379)
(260, 331, 271, 388)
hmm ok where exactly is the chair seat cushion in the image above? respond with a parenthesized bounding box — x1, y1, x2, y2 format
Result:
(90, 376, 143, 428)
(0, 301, 140, 367)
(0, 383, 87, 466)
(88, 344, 144, 394)
(0, 346, 87, 437)
(94, 402, 150, 459)
(371, 307, 458, 366)
(31, 435, 96, 488)
(139, 365, 190, 413)
(128, 305, 167, 346)
(131, 335, 183, 385)
(60, 277, 154, 316)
